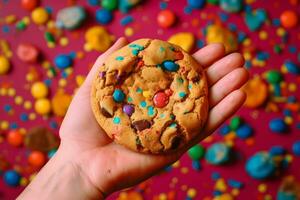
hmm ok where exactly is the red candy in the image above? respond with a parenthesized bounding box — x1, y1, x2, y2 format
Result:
(153, 91, 169, 108)
(28, 151, 46, 168)
(17, 43, 39, 63)
(157, 10, 176, 28)
(7, 130, 24, 147)
(21, 0, 39, 11)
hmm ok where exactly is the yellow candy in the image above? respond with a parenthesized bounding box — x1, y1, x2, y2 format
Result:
(20, 177, 28, 186)
(7, 88, 16, 96)
(5, 15, 17, 24)
(15, 96, 24, 105)
(187, 188, 197, 198)
(206, 24, 238, 53)
(31, 82, 48, 99)
(258, 183, 267, 193)
(213, 193, 234, 200)
(142, 90, 151, 98)
(168, 32, 195, 52)
(51, 89, 72, 117)
(85, 26, 113, 52)
(29, 112, 36, 120)
(34, 98, 51, 115)
(0, 55, 10, 75)
(215, 178, 227, 192)
(31, 7, 49, 25)
(76, 75, 85, 86)
(59, 37, 69, 46)
(58, 79, 67, 87)
(124, 27, 134, 37)
(0, 120, 9, 130)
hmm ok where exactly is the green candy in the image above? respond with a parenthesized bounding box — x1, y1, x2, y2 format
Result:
(266, 70, 282, 84)
(188, 145, 205, 160)
(44, 32, 55, 43)
(101, 0, 118, 11)
(207, 0, 219, 5)
(273, 45, 282, 54)
(230, 116, 242, 131)
(16, 21, 26, 30)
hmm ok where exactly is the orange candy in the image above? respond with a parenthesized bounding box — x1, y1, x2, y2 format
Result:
(157, 10, 176, 28)
(28, 151, 46, 168)
(7, 130, 24, 147)
(280, 10, 298, 28)
(21, 0, 39, 11)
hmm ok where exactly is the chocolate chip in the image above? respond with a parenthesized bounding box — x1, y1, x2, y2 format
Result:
(192, 76, 200, 83)
(101, 107, 113, 118)
(171, 136, 181, 149)
(132, 120, 151, 132)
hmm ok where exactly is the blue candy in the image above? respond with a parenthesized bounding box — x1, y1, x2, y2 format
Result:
(187, 0, 205, 9)
(292, 141, 300, 156)
(162, 61, 179, 72)
(227, 179, 244, 189)
(245, 9, 267, 31)
(3, 170, 21, 187)
(95, 9, 113, 24)
(192, 160, 201, 171)
(277, 191, 297, 200)
(269, 145, 286, 156)
(236, 124, 253, 139)
(48, 149, 57, 159)
(120, 15, 133, 26)
(54, 54, 72, 69)
(88, 0, 99, 6)
(205, 142, 230, 165)
(220, 0, 243, 13)
(269, 118, 287, 133)
(219, 124, 230, 135)
(113, 89, 125, 103)
(245, 152, 275, 179)
(285, 61, 300, 75)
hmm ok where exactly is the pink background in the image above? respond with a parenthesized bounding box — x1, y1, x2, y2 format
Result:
(1, 0, 300, 199)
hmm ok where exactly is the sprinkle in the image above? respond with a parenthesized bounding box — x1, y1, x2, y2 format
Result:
(136, 87, 143, 93)
(113, 117, 121, 124)
(169, 123, 177, 128)
(147, 106, 155, 116)
(120, 15, 133, 26)
(127, 97, 133, 102)
(115, 56, 124, 61)
(140, 101, 147, 108)
(160, 113, 165, 118)
(159, 46, 165, 52)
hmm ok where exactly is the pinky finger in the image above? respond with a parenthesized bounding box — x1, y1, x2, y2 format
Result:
(203, 89, 246, 136)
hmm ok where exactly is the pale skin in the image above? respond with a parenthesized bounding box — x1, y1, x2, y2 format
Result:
(18, 38, 248, 200)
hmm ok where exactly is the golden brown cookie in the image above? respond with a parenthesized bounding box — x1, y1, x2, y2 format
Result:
(91, 39, 208, 153)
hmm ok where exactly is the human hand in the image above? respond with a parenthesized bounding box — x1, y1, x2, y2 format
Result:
(18, 38, 248, 200)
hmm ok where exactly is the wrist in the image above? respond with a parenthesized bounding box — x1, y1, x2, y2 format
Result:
(18, 147, 104, 200)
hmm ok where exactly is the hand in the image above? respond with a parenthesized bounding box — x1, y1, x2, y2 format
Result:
(18, 38, 248, 200)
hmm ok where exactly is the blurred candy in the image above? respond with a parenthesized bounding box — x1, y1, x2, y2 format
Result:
(229, 116, 242, 131)
(188, 144, 205, 160)
(266, 70, 282, 84)
(187, 0, 205, 9)
(236, 124, 253, 139)
(85, 26, 113, 52)
(245, 9, 267, 31)
(206, 24, 238, 53)
(220, 0, 243, 13)
(34, 98, 51, 115)
(7, 130, 24, 147)
(168, 32, 194, 52)
(47, 149, 57, 159)
(277, 176, 300, 200)
(205, 142, 230, 165)
(269, 145, 286, 156)
(56, 6, 86, 30)
(280, 10, 298, 29)
(284, 60, 300, 75)
(157, 10, 176, 28)
(54, 54, 72, 69)
(3, 170, 21, 187)
(31, 82, 48, 99)
(17, 43, 39, 63)
(25, 126, 59, 152)
(51, 89, 72, 117)
(28, 151, 46, 168)
(246, 152, 275, 179)
(269, 118, 287, 133)
(95, 9, 113, 25)
(119, 0, 142, 13)
(31, 7, 49, 25)
(243, 77, 268, 108)
(0, 55, 10, 75)
(21, 0, 39, 11)
(102, 0, 118, 11)
(292, 141, 300, 156)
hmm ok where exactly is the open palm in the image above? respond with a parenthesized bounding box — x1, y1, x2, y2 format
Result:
(59, 38, 248, 197)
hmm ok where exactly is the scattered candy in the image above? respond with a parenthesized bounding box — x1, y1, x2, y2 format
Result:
(277, 176, 300, 200)
(113, 89, 125, 103)
(34, 98, 51, 115)
(84, 26, 113, 52)
(101, 0, 118, 11)
(28, 151, 46, 168)
(292, 141, 300, 156)
(21, 0, 39, 11)
(31, 7, 49, 25)
(54, 54, 72, 69)
(245, 9, 267, 31)
(7, 130, 23, 147)
(3, 170, 21, 187)
(31, 82, 48, 99)
(269, 118, 288, 133)
(0, 55, 10, 75)
(51, 89, 72, 117)
(157, 10, 176, 28)
(168, 32, 194, 52)
(205, 143, 230, 165)
(220, 0, 243, 13)
(280, 10, 298, 29)
(246, 152, 275, 179)
(153, 91, 169, 108)
(16, 43, 39, 63)
(188, 144, 205, 160)
(187, 0, 205, 9)
(95, 9, 113, 25)
(56, 6, 86, 30)
(162, 60, 179, 72)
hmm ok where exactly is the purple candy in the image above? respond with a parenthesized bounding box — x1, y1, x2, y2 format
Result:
(99, 71, 106, 78)
(123, 104, 134, 116)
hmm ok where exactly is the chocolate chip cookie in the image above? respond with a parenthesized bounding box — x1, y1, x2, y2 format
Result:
(91, 39, 208, 153)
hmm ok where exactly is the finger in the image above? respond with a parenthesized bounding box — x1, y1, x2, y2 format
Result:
(84, 37, 128, 87)
(209, 68, 249, 108)
(193, 43, 225, 68)
(204, 89, 246, 135)
(206, 53, 245, 87)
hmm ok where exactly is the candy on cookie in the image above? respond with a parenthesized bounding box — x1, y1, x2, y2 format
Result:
(91, 38, 208, 153)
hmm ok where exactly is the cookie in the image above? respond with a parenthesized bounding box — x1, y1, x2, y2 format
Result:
(91, 39, 208, 153)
